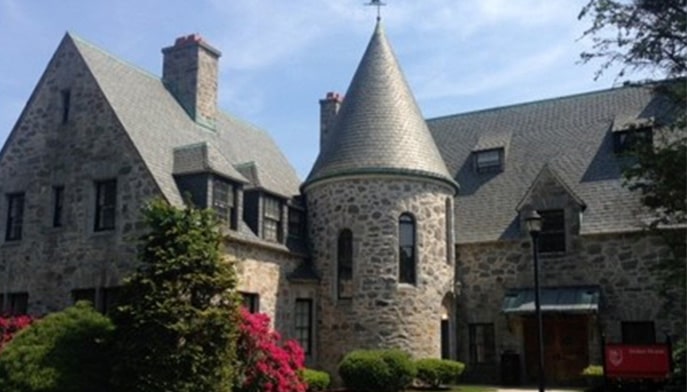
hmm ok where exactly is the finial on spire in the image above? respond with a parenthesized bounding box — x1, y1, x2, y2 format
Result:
(366, 0, 386, 22)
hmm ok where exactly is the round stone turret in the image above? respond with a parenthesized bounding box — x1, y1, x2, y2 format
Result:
(304, 21, 458, 377)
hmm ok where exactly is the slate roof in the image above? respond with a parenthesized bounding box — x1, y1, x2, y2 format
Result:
(304, 22, 457, 191)
(69, 33, 301, 206)
(427, 84, 677, 243)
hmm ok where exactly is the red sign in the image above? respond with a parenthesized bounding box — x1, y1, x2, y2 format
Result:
(605, 344, 671, 379)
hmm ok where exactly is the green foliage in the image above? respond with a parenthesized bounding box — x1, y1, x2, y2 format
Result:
(581, 365, 604, 377)
(665, 339, 686, 392)
(580, 1, 687, 331)
(110, 199, 240, 392)
(0, 302, 114, 392)
(578, 0, 687, 80)
(415, 358, 465, 388)
(302, 369, 330, 392)
(339, 349, 416, 392)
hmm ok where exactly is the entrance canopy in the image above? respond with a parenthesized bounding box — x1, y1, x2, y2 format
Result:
(501, 286, 600, 314)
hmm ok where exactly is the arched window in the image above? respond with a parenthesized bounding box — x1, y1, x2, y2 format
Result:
(399, 213, 416, 284)
(337, 229, 353, 299)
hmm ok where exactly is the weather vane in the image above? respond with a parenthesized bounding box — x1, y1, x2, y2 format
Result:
(366, 0, 386, 22)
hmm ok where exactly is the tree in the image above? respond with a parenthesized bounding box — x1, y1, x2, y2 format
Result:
(0, 302, 113, 392)
(578, 0, 687, 80)
(579, 1, 687, 384)
(110, 199, 240, 392)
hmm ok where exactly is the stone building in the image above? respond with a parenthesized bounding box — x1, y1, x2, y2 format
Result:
(0, 20, 683, 385)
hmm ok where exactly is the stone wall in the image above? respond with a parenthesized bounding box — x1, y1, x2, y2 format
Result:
(306, 176, 456, 376)
(0, 36, 160, 314)
(228, 239, 312, 329)
(456, 231, 677, 381)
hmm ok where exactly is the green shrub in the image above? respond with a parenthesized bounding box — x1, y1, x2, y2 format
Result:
(303, 368, 330, 392)
(581, 365, 603, 377)
(0, 301, 114, 392)
(415, 358, 465, 388)
(339, 349, 416, 392)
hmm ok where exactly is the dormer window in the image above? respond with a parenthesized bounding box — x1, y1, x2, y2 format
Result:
(263, 196, 283, 243)
(613, 127, 652, 154)
(474, 148, 503, 173)
(212, 177, 237, 230)
(288, 208, 304, 239)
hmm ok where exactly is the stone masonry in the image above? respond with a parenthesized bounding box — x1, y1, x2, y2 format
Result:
(306, 176, 456, 376)
(456, 231, 676, 380)
(0, 37, 160, 314)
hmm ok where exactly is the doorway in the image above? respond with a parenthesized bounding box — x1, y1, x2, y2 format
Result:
(523, 315, 589, 384)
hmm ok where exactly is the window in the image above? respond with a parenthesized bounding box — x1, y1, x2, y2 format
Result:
(61, 89, 71, 124)
(71, 287, 120, 314)
(614, 127, 652, 154)
(475, 149, 503, 173)
(399, 213, 416, 284)
(538, 209, 565, 253)
(240, 292, 260, 313)
(288, 208, 304, 239)
(1, 292, 29, 316)
(337, 229, 353, 299)
(622, 321, 655, 344)
(94, 180, 116, 231)
(5, 193, 24, 241)
(53, 186, 64, 228)
(295, 299, 313, 355)
(469, 323, 495, 363)
(212, 178, 236, 230)
(262, 196, 283, 242)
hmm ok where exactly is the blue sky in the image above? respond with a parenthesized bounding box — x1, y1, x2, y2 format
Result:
(0, 0, 657, 179)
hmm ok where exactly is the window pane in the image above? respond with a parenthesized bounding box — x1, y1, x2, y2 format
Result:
(295, 299, 313, 355)
(53, 186, 64, 228)
(338, 229, 353, 299)
(5, 193, 24, 241)
(538, 210, 565, 253)
(288, 209, 303, 238)
(240, 292, 260, 313)
(262, 196, 282, 242)
(476, 149, 502, 172)
(399, 214, 416, 284)
(95, 180, 116, 231)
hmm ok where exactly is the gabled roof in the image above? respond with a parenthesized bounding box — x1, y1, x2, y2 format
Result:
(427, 83, 675, 243)
(69, 33, 301, 204)
(304, 22, 457, 192)
(515, 163, 586, 212)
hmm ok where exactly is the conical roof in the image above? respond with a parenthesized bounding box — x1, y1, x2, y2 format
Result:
(303, 22, 458, 192)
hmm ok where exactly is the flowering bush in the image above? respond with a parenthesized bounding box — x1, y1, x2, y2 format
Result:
(0, 315, 33, 352)
(235, 308, 306, 392)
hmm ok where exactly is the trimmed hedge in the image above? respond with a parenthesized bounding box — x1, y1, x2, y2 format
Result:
(339, 349, 416, 392)
(415, 358, 465, 388)
(303, 368, 330, 392)
(0, 302, 114, 392)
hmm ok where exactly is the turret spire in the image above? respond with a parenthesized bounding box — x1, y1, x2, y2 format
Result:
(366, 0, 386, 22)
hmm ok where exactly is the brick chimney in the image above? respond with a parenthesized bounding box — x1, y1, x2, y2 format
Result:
(319, 92, 343, 150)
(162, 34, 221, 128)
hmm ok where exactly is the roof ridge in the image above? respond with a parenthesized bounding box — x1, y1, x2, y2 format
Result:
(426, 82, 656, 123)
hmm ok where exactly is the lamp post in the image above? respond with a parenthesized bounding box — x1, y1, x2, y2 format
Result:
(525, 210, 545, 392)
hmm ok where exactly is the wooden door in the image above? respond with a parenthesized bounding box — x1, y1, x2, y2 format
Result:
(524, 315, 589, 384)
